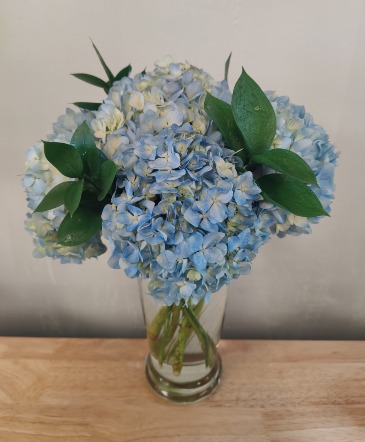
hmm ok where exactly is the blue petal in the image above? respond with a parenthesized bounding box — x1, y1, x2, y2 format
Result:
(157, 250, 177, 271)
(184, 207, 202, 227)
(193, 251, 207, 272)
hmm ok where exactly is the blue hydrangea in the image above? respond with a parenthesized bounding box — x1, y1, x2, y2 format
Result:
(260, 93, 339, 237)
(102, 125, 270, 304)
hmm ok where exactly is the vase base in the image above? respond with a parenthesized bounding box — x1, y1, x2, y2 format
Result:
(145, 353, 222, 403)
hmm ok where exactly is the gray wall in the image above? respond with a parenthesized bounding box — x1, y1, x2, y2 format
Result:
(1, 0, 364, 339)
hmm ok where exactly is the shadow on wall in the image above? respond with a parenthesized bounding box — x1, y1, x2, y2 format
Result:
(1, 280, 365, 339)
(0, 282, 146, 339)
(223, 312, 365, 341)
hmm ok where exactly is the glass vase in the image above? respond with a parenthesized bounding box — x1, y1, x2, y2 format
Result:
(139, 278, 228, 403)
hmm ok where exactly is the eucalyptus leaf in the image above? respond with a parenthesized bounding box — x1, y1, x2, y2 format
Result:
(57, 205, 102, 246)
(252, 149, 318, 186)
(232, 68, 276, 156)
(70, 122, 107, 184)
(257, 174, 328, 217)
(90, 39, 114, 82)
(224, 52, 232, 82)
(204, 92, 247, 162)
(71, 73, 109, 91)
(43, 141, 83, 178)
(64, 179, 84, 217)
(114, 64, 132, 81)
(98, 160, 118, 201)
(73, 102, 101, 111)
(33, 182, 72, 213)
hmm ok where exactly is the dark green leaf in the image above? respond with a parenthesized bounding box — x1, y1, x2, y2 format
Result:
(70, 122, 107, 183)
(33, 182, 72, 213)
(204, 92, 247, 162)
(114, 64, 132, 82)
(232, 68, 276, 156)
(43, 141, 83, 178)
(98, 160, 118, 201)
(252, 149, 318, 186)
(257, 174, 329, 217)
(71, 73, 109, 90)
(90, 39, 114, 82)
(73, 102, 101, 111)
(57, 205, 102, 246)
(64, 179, 84, 217)
(224, 52, 232, 82)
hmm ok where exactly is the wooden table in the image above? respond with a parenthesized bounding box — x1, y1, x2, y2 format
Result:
(1, 338, 365, 441)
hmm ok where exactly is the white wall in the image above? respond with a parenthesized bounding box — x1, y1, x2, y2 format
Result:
(1, 0, 364, 338)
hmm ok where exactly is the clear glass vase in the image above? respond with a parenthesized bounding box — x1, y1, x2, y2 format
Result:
(139, 278, 228, 403)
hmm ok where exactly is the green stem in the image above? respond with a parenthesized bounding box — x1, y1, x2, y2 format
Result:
(170, 314, 194, 375)
(147, 306, 168, 354)
(157, 306, 173, 367)
(146, 299, 216, 377)
(183, 304, 215, 368)
(165, 304, 182, 346)
(168, 300, 205, 375)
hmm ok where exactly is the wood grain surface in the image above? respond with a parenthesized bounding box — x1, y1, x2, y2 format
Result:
(0, 338, 365, 441)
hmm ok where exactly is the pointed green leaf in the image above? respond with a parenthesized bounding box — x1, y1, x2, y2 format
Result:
(90, 39, 114, 82)
(73, 102, 101, 111)
(43, 141, 83, 178)
(114, 64, 132, 82)
(204, 92, 247, 162)
(57, 205, 102, 246)
(257, 174, 329, 217)
(252, 149, 318, 186)
(71, 73, 109, 90)
(33, 182, 72, 213)
(232, 68, 276, 156)
(98, 160, 118, 201)
(70, 122, 107, 183)
(64, 179, 84, 217)
(224, 52, 232, 82)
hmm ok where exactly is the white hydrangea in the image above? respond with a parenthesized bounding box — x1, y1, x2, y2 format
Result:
(92, 57, 230, 164)
(23, 109, 106, 263)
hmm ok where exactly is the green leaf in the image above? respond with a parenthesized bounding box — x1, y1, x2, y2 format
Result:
(98, 160, 118, 201)
(204, 92, 247, 162)
(57, 205, 102, 246)
(64, 179, 84, 217)
(71, 73, 109, 90)
(224, 52, 232, 82)
(252, 149, 318, 186)
(43, 141, 83, 178)
(33, 182, 72, 213)
(90, 39, 114, 82)
(114, 64, 132, 82)
(257, 174, 329, 217)
(232, 68, 276, 156)
(73, 102, 101, 111)
(70, 122, 107, 183)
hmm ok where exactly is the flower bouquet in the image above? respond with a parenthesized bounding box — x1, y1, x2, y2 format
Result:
(23, 43, 338, 402)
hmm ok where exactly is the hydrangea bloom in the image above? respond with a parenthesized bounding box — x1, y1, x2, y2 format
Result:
(261, 93, 339, 237)
(102, 125, 269, 304)
(23, 109, 106, 263)
(92, 56, 230, 162)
